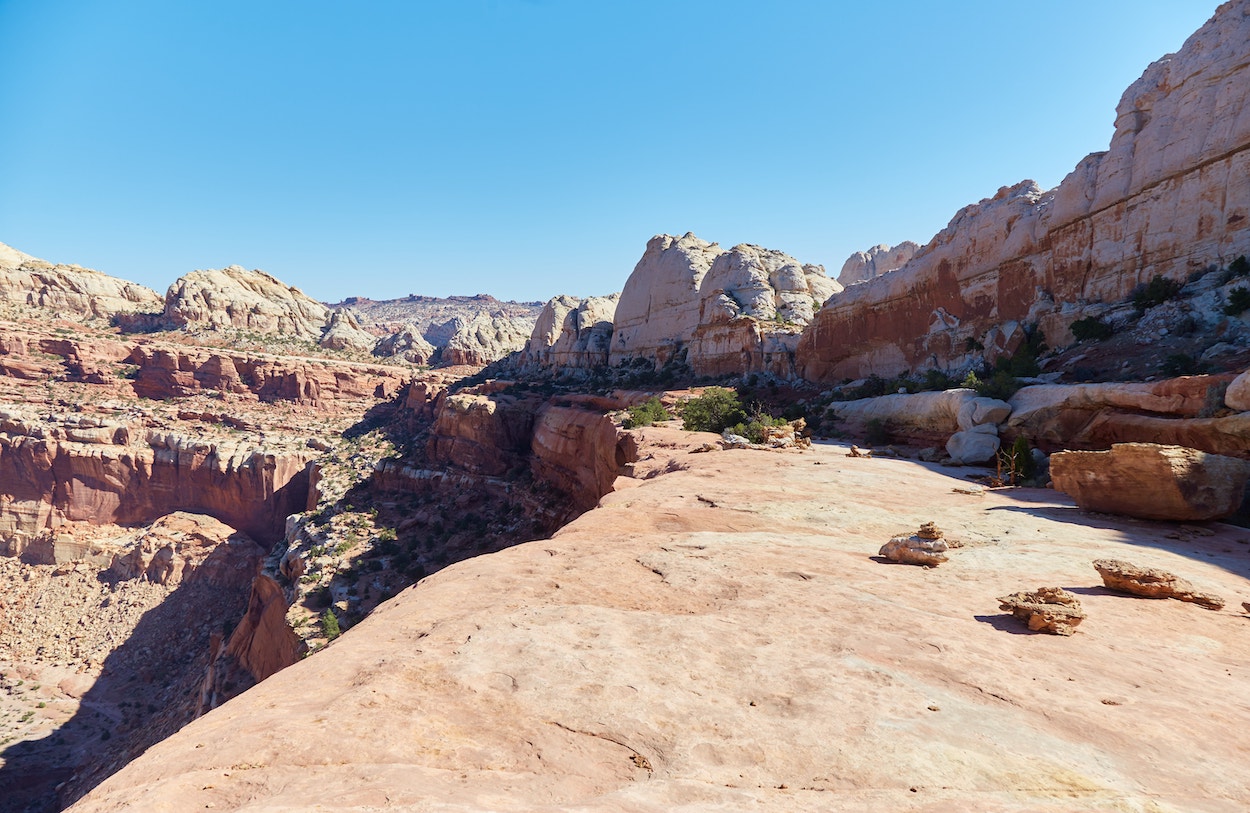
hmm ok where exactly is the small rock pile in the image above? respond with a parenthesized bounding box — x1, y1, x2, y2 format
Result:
(997, 587, 1086, 636)
(878, 522, 950, 566)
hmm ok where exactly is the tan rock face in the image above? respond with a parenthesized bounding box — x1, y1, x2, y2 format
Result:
(0, 241, 163, 320)
(0, 423, 311, 548)
(440, 311, 534, 366)
(609, 233, 724, 367)
(798, 2, 1250, 380)
(128, 344, 406, 406)
(164, 266, 331, 340)
(837, 241, 920, 287)
(1051, 442, 1250, 520)
(690, 244, 839, 377)
(530, 402, 637, 512)
(524, 293, 620, 370)
(318, 308, 377, 353)
(373, 323, 437, 365)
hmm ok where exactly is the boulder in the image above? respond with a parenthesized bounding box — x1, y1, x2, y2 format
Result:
(946, 425, 1000, 465)
(1051, 443, 1250, 521)
(1227, 367, 1250, 411)
(1092, 559, 1225, 610)
(878, 523, 949, 566)
(997, 587, 1086, 636)
(956, 396, 1012, 430)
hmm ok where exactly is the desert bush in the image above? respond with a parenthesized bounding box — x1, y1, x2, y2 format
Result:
(1069, 317, 1114, 342)
(727, 415, 788, 444)
(623, 397, 670, 429)
(680, 387, 747, 434)
(322, 609, 341, 641)
(1224, 286, 1250, 316)
(1160, 353, 1207, 377)
(1231, 255, 1250, 278)
(1131, 275, 1183, 311)
(864, 418, 890, 445)
(996, 435, 1035, 485)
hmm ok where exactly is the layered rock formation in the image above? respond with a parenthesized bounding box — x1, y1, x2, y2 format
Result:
(609, 233, 724, 366)
(440, 311, 534, 366)
(0, 241, 162, 320)
(690, 244, 840, 377)
(164, 266, 331, 340)
(799, 1, 1250, 380)
(837, 241, 920, 287)
(1051, 442, 1250, 520)
(0, 413, 312, 549)
(523, 293, 620, 370)
(373, 323, 437, 365)
(128, 344, 406, 405)
(318, 308, 376, 353)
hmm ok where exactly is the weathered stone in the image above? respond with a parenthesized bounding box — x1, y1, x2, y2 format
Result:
(1051, 443, 1250, 521)
(319, 309, 377, 353)
(0, 241, 163, 320)
(1226, 367, 1250, 411)
(998, 587, 1086, 635)
(374, 323, 438, 365)
(524, 293, 620, 370)
(1093, 559, 1225, 610)
(946, 427, 1000, 465)
(440, 311, 533, 366)
(878, 534, 948, 566)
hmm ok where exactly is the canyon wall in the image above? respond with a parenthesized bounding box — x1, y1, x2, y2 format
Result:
(798, 1, 1250, 381)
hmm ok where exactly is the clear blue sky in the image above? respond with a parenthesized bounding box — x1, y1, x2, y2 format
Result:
(0, 1, 1220, 303)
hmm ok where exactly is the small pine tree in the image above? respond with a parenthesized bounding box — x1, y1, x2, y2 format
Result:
(322, 609, 341, 641)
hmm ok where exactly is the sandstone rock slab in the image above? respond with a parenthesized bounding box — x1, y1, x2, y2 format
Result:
(1093, 558, 1225, 610)
(998, 587, 1086, 635)
(1051, 443, 1250, 521)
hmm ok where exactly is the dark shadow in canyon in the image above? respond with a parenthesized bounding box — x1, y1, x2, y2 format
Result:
(0, 540, 260, 813)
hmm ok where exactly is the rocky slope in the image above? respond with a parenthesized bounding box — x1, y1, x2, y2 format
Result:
(0, 242, 162, 321)
(164, 266, 332, 341)
(64, 432, 1250, 812)
(522, 293, 620, 371)
(798, 0, 1250, 380)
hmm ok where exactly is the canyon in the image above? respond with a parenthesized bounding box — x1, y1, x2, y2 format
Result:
(1, 2, 1250, 812)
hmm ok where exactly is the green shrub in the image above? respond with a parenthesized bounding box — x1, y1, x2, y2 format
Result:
(322, 609, 341, 641)
(1224, 286, 1250, 316)
(1131, 275, 1183, 311)
(1069, 317, 1114, 342)
(864, 418, 890, 445)
(975, 370, 1024, 401)
(680, 387, 747, 434)
(622, 397, 670, 429)
(997, 435, 1035, 484)
(727, 416, 788, 444)
(1231, 255, 1250, 278)
(1160, 353, 1207, 377)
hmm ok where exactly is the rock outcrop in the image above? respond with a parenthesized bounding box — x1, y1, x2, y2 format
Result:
(440, 311, 533, 366)
(798, 2, 1250, 380)
(1092, 558, 1225, 610)
(997, 587, 1086, 636)
(318, 308, 376, 353)
(0, 241, 162, 320)
(837, 241, 920, 287)
(1051, 442, 1250, 521)
(0, 418, 312, 549)
(689, 244, 840, 377)
(163, 266, 331, 340)
(609, 233, 724, 367)
(523, 293, 620, 370)
(128, 345, 406, 405)
(373, 323, 437, 365)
